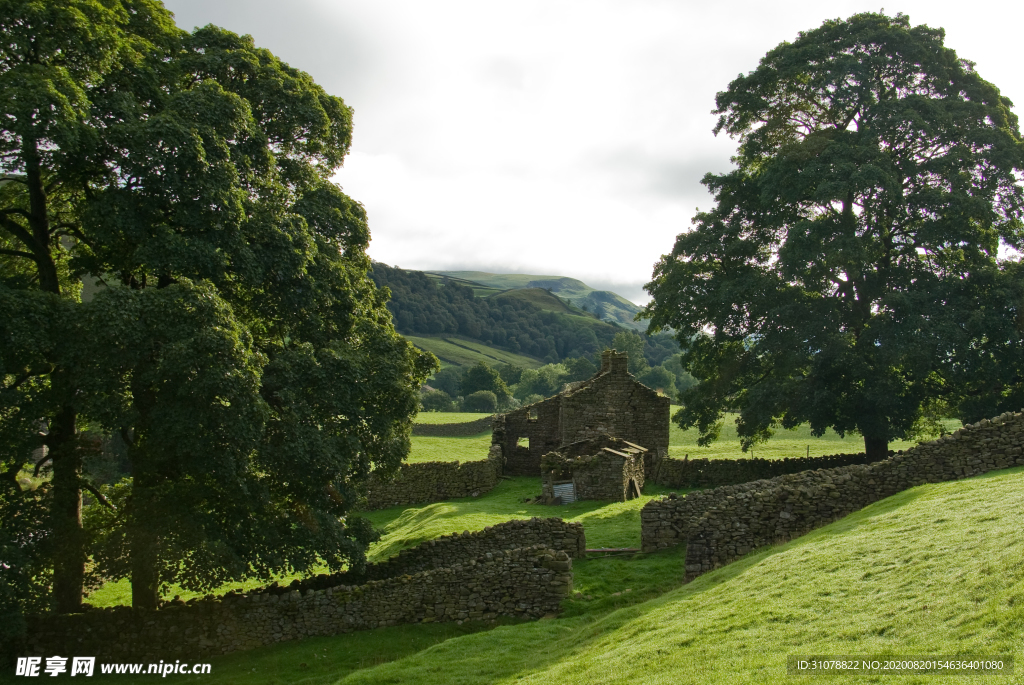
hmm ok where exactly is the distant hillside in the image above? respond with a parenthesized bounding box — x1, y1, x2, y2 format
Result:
(428, 271, 646, 331)
(370, 263, 623, 365)
(403, 335, 544, 370)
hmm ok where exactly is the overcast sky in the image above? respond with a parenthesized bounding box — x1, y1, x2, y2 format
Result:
(164, 0, 1024, 304)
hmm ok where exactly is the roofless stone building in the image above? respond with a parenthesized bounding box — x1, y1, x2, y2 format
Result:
(540, 435, 647, 504)
(491, 350, 670, 478)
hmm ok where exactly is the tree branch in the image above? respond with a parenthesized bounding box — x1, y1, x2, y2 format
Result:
(83, 482, 117, 511)
(56, 225, 96, 249)
(33, 452, 52, 477)
(0, 214, 36, 249)
(0, 247, 36, 260)
(0, 207, 33, 222)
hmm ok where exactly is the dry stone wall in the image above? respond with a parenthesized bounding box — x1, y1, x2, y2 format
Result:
(361, 445, 502, 511)
(412, 416, 494, 437)
(652, 451, 895, 489)
(23, 545, 572, 662)
(289, 517, 586, 592)
(641, 411, 1024, 581)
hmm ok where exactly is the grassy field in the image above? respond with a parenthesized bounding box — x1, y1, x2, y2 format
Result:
(87, 465, 1024, 684)
(414, 412, 492, 424)
(363, 477, 674, 559)
(406, 434, 493, 463)
(83, 477, 670, 615)
(409, 335, 544, 369)
(408, 408, 957, 463)
(667, 409, 962, 460)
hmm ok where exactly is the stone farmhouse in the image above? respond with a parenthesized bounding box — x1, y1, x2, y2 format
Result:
(491, 350, 670, 478)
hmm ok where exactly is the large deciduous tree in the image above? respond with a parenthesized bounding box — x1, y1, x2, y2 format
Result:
(643, 13, 1024, 459)
(1, 0, 435, 616)
(0, 0, 176, 614)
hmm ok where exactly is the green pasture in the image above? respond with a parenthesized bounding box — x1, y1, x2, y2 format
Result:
(84, 477, 668, 611)
(667, 409, 962, 460)
(414, 412, 492, 424)
(363, 477, 673, 559)
(406, 434, 493, 463)
(408, 335, 544, 369)
(87, 465, 1024, 684)
(86, 411, 966, 611)
(407, 408, 960, 464)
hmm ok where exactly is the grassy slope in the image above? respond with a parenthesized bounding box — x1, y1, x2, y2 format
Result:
(422, 272, 504, 298)
(490, 287, 582, 315)
(97, 466, 1024, 685)
(407, 335, 544, 369)
(430, 271, 645, 331)
(363, 477, 674, 560)
(350, 466, 1024, 685)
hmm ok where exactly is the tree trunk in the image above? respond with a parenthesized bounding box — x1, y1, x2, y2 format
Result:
(25, 141, 86, 613)
(50, 404, 84, 614)
(130, 518, 160, 611)
(864, 435, 889, 462)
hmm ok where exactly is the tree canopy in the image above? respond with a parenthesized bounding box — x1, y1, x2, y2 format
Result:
(1, 0, 434, 619)
(643, 12, 1024, 458)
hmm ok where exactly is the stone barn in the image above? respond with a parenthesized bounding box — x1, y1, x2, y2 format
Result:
(491, 350, 670, 477)
(540, 435, 647, 504)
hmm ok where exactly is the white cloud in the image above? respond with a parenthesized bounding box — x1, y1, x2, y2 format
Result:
(165, 0, 1024, 304)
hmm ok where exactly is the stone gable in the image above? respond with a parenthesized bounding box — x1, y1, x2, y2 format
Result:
(493, 350, 670, 476)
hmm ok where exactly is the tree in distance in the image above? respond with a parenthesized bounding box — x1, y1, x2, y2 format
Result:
(420, 388, 457, 412)
(463, 391, 498, 413)
(643, 12, 1024, 459)
(497, 363, 525, 387)
(429, 366, 464, 398)
(461, 362, 512, 406)
(564, 356, 597, 382)
(612, 331, 650, 376)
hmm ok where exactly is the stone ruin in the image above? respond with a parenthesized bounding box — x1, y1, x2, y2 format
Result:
(540, 435, 647, 504)
(492, 349, 670, 483)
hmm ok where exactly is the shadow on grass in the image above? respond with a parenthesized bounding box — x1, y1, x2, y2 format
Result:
(85, 620, 511, 685)
(364, 477, 665, 559)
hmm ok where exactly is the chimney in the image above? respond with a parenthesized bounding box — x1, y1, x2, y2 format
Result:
(600, 349, 612, 374)
(610, 350, 629, 375)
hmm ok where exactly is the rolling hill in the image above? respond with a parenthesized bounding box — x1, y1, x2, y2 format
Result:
(404, 335, 545, 370)
(371, 263, 629, 366)
(428, 271, 646, 331)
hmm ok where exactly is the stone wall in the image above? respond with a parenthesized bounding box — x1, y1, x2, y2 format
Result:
(290, 517, 586, 591)
(494, 398, 562, 476)
(651, 451, 895, 489)
(362, 444, 502, 511)
(641, 411, 1024, 581)
(494, 350, 670, 477)
(412, 415, 494, 437)
(23, 545, 572, 661)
